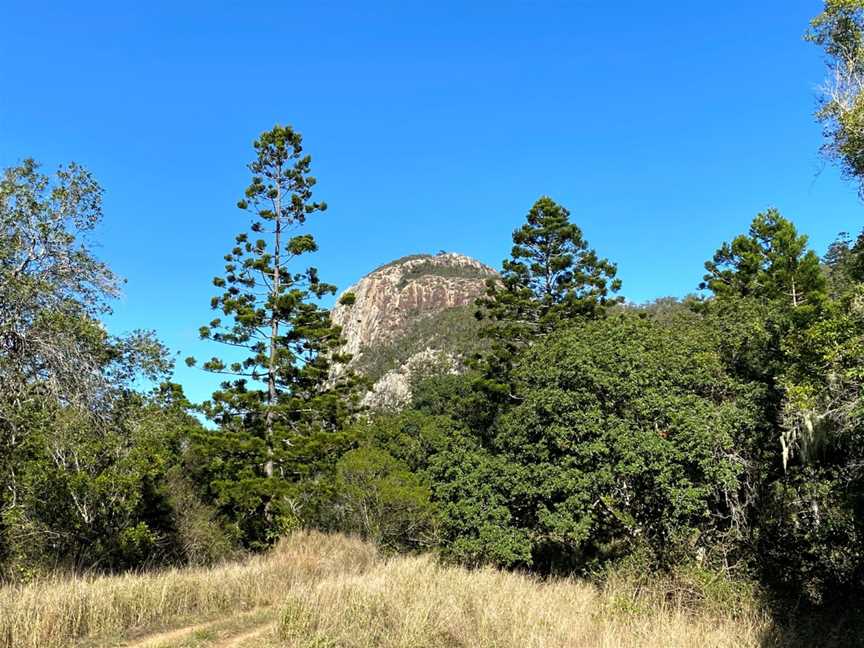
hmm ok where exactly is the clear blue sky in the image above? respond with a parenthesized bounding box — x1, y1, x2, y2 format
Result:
(2, 1, 861, 403)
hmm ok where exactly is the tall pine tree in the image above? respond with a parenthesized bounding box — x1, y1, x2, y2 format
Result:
(188, 126, 357, 547)
(474, 196, 621, 413)
(480, 196, 621, 332)
(701, 208, 826, 309)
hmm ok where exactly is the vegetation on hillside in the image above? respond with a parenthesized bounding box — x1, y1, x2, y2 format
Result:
(394, 258, 495, 290)
(354, 304, 487, 383)
(370, 252, 494, 277)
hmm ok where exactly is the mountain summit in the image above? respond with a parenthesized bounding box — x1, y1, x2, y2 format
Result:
(331, 252, 498, 408)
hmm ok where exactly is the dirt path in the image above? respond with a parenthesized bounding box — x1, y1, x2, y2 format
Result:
(118, 608, 277, 648)
(215, 622, 276, 648)
(122, 619, 219, 648)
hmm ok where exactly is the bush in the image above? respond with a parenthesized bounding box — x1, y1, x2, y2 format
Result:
(333, 447, 437, 551)
(162, 469, 239, 566)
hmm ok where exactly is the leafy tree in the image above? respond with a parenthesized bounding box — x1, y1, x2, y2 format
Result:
(700, 211, 864, 603)
(824, 228, 864, 295)
(807, 0, 864, 195)
(0, 160, 198, 574)
(333, 447, 437, 551)
(429, 440, 526, 567)
(698, 211, 829, 420)
(630, 295, 704, 324)
(188, 125, 358, 548)
(434, 314, 760, 571)
(699, 211, 835, 461)
(753, 285, 864, 603)
(1, 386, 198, 573)
(0, 159, 123, 421)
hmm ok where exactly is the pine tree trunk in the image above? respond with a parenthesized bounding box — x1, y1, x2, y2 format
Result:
(265, 169, 281, 479)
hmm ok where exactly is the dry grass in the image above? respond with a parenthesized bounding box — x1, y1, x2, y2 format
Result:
(0, 531, 375, 648)
(0, 531, 775, 648)
(278, 553, 772, 648)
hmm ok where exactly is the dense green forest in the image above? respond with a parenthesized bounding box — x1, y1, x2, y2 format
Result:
(2, 0, 864, 626)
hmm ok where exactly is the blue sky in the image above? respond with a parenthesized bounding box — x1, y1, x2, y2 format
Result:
(2, 1, 861, 403)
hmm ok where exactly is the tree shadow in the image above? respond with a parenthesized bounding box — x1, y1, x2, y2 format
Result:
(759, 600, 864, 648)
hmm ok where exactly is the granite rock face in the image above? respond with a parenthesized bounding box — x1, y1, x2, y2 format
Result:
(331, 252, 498, 409)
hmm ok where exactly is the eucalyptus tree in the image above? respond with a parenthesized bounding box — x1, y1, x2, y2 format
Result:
(0, 159, 119, 409)
(808, 0, 864, 196)
(0, 159, 176, 571)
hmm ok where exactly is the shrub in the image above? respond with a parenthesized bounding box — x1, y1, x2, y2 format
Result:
(333, 447, 437, 551)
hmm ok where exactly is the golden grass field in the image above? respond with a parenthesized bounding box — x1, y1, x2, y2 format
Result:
(0, 531, 779, 648)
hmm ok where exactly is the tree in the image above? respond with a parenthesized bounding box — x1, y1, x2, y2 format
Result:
(751, 280, 864, 603)
(0, 159, 122, 420)
(333, 447, 436, 551)
(473, 196, 621, 416)
(824, 228, 864, 295)
(480, 196, 621, 335)
(189, 125, 358, 547)
(807, 0, 864, 195)
(699, 212, 827, 481)
(0, 160, 195, 574)
(696, 211, 828, 416)
(432, 314, 760, 572)
(701, 209, 826, 310)
(700, 211, 864, 603)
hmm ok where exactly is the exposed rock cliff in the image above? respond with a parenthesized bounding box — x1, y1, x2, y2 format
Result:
(331, 252, 498, 409)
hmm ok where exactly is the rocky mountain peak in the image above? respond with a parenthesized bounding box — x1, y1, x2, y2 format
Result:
(332, 252, 497, 359)
(331, 252, 498, 408)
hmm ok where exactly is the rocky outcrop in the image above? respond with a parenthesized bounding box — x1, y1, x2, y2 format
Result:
(361, 349, 459, 411)
(331, 252, 498, 409)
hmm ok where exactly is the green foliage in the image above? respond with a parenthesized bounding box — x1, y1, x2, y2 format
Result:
(161, 467, 239, 566)
(0, 160, 213, 576)
(370, 253, 436, 272)
(436, 315, 760, 571)
(824, 228, 864, 296)
(333, 447, 437, 551)
(410, 371, 487, 425)
(394, 257, 495, 289)
(0, 158, 118, 316)
(698, 211, 864, 604)
(701, 209, 826, 312)
(355, 304, 487, 383)
(0, 382, 213, 575)
(190, 125, 359, 549)
(429, 440, 532, 567)
(628, 295, 704, 324)
(308, 410, 466, 551)
(754, 285, 864, 603)
(756, 465, 864, 604)
(480, 196, 621, 332)
(807, 0, 864, 195)
(474, 196, 621, 418)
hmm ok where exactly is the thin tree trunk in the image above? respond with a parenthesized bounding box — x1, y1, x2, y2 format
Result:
(265, 169, 281, 479)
